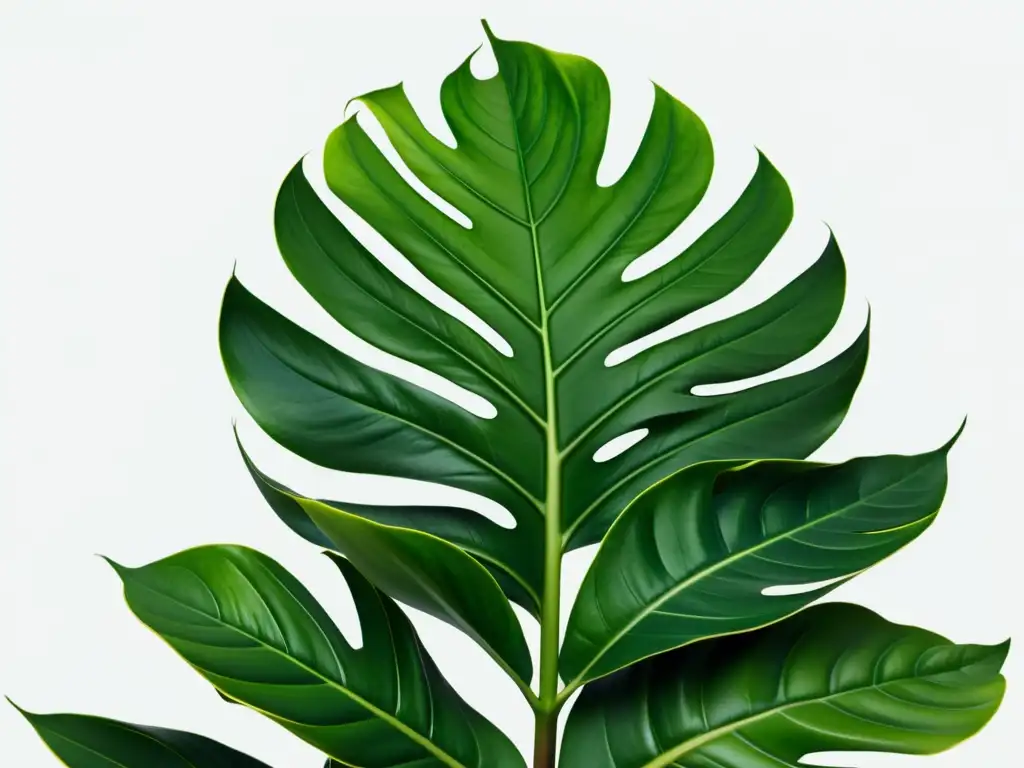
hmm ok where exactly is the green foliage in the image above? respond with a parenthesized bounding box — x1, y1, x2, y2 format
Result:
(560, 603, 1009, 768)
(12, 21, 1008, 768)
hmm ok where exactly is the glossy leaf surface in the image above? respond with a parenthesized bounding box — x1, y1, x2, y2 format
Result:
(560, 603, 1009, 768)
(239, 437, 534, 690)
(109, 545, 525, 768)
(13, 706, 271, 767)
(220, 24, 869, 617)
(560, 435, 957, 686)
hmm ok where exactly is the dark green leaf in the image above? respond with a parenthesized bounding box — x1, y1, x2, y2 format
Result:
(220, 24, 868, 614)
(559, 603, 1009, 768)
(221, 276, 546, 616)
(560, 430, 959, 687)
(107, 545, 525, 768)
(238, 438, 533, 691)
(12, 703, 271, 767)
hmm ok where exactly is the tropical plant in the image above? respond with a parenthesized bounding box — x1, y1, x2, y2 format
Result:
(12, 21, 1009, 768)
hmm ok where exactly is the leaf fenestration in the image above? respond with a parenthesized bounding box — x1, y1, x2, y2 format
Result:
(237, 436, 534, 691)
(220, 24, 869, 616)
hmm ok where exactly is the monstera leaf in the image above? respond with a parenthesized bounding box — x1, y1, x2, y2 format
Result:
(559, 434, 957, 689)
(14, 22, 1006, 768)
(221, 20, 868, 639)
(12, 706, 271, 767)
(560, 603, 1009, 768)
(107, 545, 524, 768)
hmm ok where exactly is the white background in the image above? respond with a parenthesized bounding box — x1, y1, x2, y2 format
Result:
(1, 1, 1021, 765)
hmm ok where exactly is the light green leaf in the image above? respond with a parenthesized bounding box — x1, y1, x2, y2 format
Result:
(108, 545, 525, 768)
(238, 438, 534, 694)
(12, 704, 271, 767)
(220, 23, 868, 617)
(560, 431, 958, 688)
(559, 603, 1009, 768)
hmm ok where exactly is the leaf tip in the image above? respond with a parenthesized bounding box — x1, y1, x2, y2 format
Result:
(966, 637, 1013, 678)
(940, 417, 968, 453)
(996, 636, 1012, 659)
(5, 696, 28, 716)
(321, 549, 347, 569)
(480, 18, 496, 40)
(98, 554, 129, 579)
(343, 95, 363, 120)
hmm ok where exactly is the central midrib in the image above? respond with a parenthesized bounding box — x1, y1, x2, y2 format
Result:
(488, 40, 566, 722)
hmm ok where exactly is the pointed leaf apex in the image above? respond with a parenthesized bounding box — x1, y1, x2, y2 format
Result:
(98, 554, 129, 578)
(480, 19, 496, 40)
(941, 417, 968, 453)
(5, 696, 28, 716)
(964, 637, 1012, 677)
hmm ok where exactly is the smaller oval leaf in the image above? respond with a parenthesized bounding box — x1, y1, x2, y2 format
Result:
(107, 545, 524, 768)
(559, 603, 1009, 768)
(241, 445, 533, 689)
(11, 704, 271, 767)
(560, 430, 960, 687)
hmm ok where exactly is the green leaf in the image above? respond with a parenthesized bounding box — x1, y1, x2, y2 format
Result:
(237, 436, 534, 693)
(220, 23, 868, 614)
(560, 431, 958, 688)
(12, 703, 270, 767)
(559, 603, 1009, 768)
(107, 545, 525, 768)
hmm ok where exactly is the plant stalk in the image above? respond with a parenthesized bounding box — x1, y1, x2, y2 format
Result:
(534, 425, 562, 766)
(532, 704, 559, 768)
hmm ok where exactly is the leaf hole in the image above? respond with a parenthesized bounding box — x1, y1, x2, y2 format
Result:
(622, 133, 759, 281)
(596, 74, 655, 188)
(761, 573, 850, 597)
(470, 42, 499, 79)
(302, 154, 515, 360)
(592, 428, 650, 463)
(691, 295, 868, 397)
(605, 214, 832, 368)
(351, 105, 474, 230)
(235, 419, 517, 530)
(400, 75, 458, 150)
(234, 255, 499, 418)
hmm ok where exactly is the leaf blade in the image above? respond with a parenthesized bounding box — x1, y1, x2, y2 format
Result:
(108, 545, 525, 768)
(561, 434, 957, 686)
(559, 603, 1009, 768)
(234, 438, 533, 687)
(235, 429, 542, 616)
(227, 24, 871, 619)
(13, 705, 272, 768)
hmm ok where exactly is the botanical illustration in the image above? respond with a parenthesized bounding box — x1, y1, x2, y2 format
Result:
(12, 22, 1008, 768)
